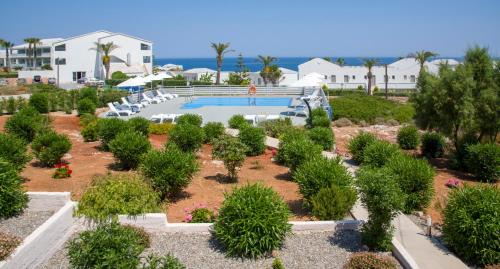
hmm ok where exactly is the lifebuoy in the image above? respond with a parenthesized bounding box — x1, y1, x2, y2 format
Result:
(248, 85, 257, 95)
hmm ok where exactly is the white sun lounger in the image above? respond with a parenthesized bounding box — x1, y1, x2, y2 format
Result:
(150, 113, 184, 124)
(107, 103, 133, 117)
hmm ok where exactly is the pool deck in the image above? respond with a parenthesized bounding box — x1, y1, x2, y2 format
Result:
(128, 96, 307, 126)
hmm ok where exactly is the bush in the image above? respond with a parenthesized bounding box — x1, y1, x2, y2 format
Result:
(128, 117, 150, 136)
(421, 132, 445, 158)
(238, 125, 266, 156)
(79, 113, 97, 127)
(169, 123, 205, 152)
(149, 123, 174, 135)
(212, 134, 248, 181)
(111, 71, 128, 80)
(140, 144, 199, 199)
(68, 222, 148, 269)
(276, 133, 322, 173)
(176, 113, 202, 127)
(31, 130, 72, 166)
(356, 167, 404, 251)
(142, 253, 186, 269)
(294, 155, 353, 206)
(464, 143, 500, 183)
(187, 207, 215, 223)
(97, 118, 129, 149)
(385, 155, 435, 213)
(307, 127, 335, 150)
(344, 252, 398, 269)
(258, 118, 293, 138)
(228, 114, 249, 129)
(78, 87, 98, 105)
(311, 185, 356, 220)
(348, 132, 377, 164)
(75, 174, 159, 222)
(397, 125, 420, 149)
(6, 97, 16, 114)
(362, 140, 401, 168)
(203, 122, 225, 143)
(28, 92, 49, 113)
(77, 98, 96, 116)
(311, 116, 331, 128)
(0, 133, 31, 171)
(442, 185, 500, 266)
(0, 232, 21, 261)
(214, 183, 291, 258)
(0, 160, 28, 218)
(81, 121, 99, 142)
(4, 106, 49, 142)
(272, 257, 285, 269)
(108, 130, 151, 169)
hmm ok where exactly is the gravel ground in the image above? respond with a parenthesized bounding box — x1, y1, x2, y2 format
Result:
(0, 211, 54, 239)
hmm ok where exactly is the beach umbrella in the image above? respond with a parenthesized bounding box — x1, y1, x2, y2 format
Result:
(290, 72, 325, 87)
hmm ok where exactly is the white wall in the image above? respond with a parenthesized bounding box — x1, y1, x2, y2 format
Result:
(99, 34, 153, 75)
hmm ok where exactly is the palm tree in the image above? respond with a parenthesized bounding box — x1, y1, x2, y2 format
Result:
(363, 59, 378, 95)
(336, 57, 345, 66)
(0, 40, 14, 71)
(408, 50, 438, 74)
(31, 38, 41, 69)
(92, 42, 119, 80)
(23, 38, 35, 69)
(210, 42, 233, 85)
(257, 55, 277, 86)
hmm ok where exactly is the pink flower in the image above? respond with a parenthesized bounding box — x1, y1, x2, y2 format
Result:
(184, 214, 193, 222)
(445, 178, 460, 188)
(183, 207, 190, 213)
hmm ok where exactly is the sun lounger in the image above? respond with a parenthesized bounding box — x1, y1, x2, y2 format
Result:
(107, 103, 133, 117)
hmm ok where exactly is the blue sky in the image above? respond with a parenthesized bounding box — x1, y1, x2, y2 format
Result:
(1, 0, 499, 58)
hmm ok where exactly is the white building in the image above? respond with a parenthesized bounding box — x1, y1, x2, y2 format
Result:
(6, 38, 63, 69)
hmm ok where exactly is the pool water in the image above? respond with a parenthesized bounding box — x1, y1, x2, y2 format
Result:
(181, 97, 292, 109)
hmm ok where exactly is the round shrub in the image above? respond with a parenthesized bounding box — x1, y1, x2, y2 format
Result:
(276, 133, 322, 173)
(397, 125, 419, 150)
(0, 160, 28, 218)
(421, 132, 445, 158)
(128, 117, 150, 137)
(189, 208, 215, 223)
(28, 92, 49, 113)
(75, 174, 160, 222)
(4, 106, 49, 142)
(81, 121, 98, 142)
(311, 185, 356, 220)
(442, 185, 500, 266)
(238, 125, 266, 156)
(77, 98, 96, 116)
(212, 134, 248, 181)
(362, 140, 401, 168)
(140, 144, 199, 199)
(108, 130, 151, 169)
(385, 155, 435, 213)
(214, 183, 291, 258)
(348, 132, 377, 164)
(203, 122, 225, 143)
(258, 118, 293, 138)
(272, 257, 285, 269)
(344, 252, 398, 269)
(0, 133, 31, 171)
(307, 127, 335, 150)
(176, 113, 202, 127)
(97, 118, 129, 149)
(311, 116, 331, 128)
(465, 143, 500, 183)
(228, 114, 249, 129)
(78, 87, 98, 105)
(149, 123, 174, 135)
(31, 130, 72, 166)
(169, 123, 205, 152)
(68, 222, 148, 269)
(0, 232, 21, 261)
(79, 113, 97, 127)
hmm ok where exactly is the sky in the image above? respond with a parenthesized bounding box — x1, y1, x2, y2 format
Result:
(1, 0, 499, 58)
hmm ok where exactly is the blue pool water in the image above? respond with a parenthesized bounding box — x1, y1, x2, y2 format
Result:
(182, 97, 292, 109)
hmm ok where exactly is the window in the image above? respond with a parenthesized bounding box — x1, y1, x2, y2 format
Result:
(324, 75, 327, 80)
(55, 44, 66, 51)
(392, 75, 395, 80)
(11, 59, 16, 64)
(364, 75, 367, 79)
(72, 72, 86, 82)
(143, 56, 151, 63)
(330, 75, 336, 83)
(56, 58, 66, 65)
(352, 75, 356, 80)
(141, 43, 150, 50)
(410, 75, 416, 82)
(19, 59, 25, 64)
(404, 75, 408, 80)
(42, 48, 50, 53)
(18, 49, 26, 54)
(344, 75, 349, 83)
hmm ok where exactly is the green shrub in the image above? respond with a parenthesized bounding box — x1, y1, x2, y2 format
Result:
(385, 155, 435, 213)
(272, 257, 285, 269)
(77, 98, 96, 116)
(214, 183, 291, 258)
(356, 167, 404, 251)
(442, 185, 500, 266)
(0, 232, 21, 261)
(311, 185, 356, 220)
(6, 97, 16, 114)
(4, 106, 49, 142)
(212, 134, 248, 181)
(128, 117, 150, 137)
(140, 144, 199, 199)
(276, 133, 322, 173)
(228, 114, 249, 129)
(397, 125, 420, 150)
(78, 87, 98, 105)
(111, 71, 128, 80)
(31, 130, 72, 166)
(176, 114, 202, 127)
(81, 121, 99, 142)
(28, 92, 49, 113)
(0, 160, 28, 218)
(97, 118, 129, 149)
(238, 125, 266, 156)
(142, 253, 186, 269)
(344, 252, 398, 269)
(75, 174, 159, 222)
(68, 222, 148, 269)
(464, 143, 500, 183)
(169, 123, 205, 152)
(311, 116, 331, 128)
(451, 132, 479, 170)
(189, 208, 215, 223)
(348, 132, 377, 164)
(421, 132, 445, 158)
(98, 90, 129, 108)
(362, 140, 401, 168)
(0, 133, 31, 171)
(203, 122, 225, 143)
(108, 130, 151, 169)
(307, 127, 335, 150)
(149, 123, 174, 135)
(258, 118, 293, 138)
(79, 113, 97, 127)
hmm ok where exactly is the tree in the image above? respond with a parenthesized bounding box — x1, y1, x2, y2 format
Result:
(409, 50, 438, 75)
(23, 38, 35, 69)
(363, 59, 378, 95)
(267, 65, 282, 86)
(210, 42, 233, 85)
(226, 53, 250, 85)
(31, 38, 41, 69)
(92, 42, 119, 80)
(0, 40, 14, 71)
(336, 58, 345, 66)
(257, 55, 277, 86)
(322, 57, 332, 62)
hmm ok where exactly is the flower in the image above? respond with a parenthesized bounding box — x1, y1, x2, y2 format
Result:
(184, 214, 193, 222)
(445, 178, 460, 188)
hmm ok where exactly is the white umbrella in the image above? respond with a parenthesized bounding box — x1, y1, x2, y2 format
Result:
(142, 74, 157, 83)
(290, 72, 325, 87)
(117, 76, 146, 87)
(152, 72, 172, 81)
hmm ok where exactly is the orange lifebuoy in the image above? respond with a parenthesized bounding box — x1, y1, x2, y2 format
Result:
(248, 85, 257, 95)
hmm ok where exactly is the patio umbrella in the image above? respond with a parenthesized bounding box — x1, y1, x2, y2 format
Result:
(290, 72, 325, 87)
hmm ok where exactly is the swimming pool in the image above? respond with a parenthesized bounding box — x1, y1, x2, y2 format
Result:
(181, 97, 292, 109)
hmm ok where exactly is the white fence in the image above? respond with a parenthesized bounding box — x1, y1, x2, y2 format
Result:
(327, 82, 416, 90)
(159, 86, 306, 96)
